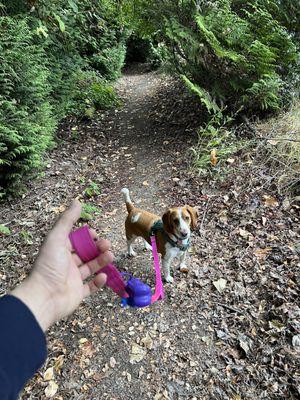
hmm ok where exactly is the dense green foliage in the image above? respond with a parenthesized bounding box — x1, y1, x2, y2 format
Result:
(0, 0, 126, 195)
(0, 16, 55, 192)
(1, 0, 299, 194)
(124, 0, 299, 114)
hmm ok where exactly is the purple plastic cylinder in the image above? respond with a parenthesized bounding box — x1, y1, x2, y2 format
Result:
(126, 277, 152, 307)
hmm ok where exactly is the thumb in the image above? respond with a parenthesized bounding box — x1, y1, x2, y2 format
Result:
(53, 199, 82, 236)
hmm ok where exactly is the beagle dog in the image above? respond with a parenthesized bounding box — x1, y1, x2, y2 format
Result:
(121, 188, 198, 283)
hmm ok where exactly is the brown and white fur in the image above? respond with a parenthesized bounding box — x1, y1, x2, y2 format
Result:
(121, 188, 198, 283)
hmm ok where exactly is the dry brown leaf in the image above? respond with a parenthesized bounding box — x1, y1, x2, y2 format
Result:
(81, 341, 96, 358)
(263, 195, 279, 207)
(142, 180, 149, 186)
(130, 343, 146, 363)
(54, 355, 64, 373)
(141, 333, 153, 350)
(210, 149, 218, 166)
(254, 247, 272, 260)
(52, 205, 66, 214)
(43, 367, 54, 381)
(45, 381, 58, 398)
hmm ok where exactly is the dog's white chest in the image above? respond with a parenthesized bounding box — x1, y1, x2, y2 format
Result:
(165, 242, 182, 259)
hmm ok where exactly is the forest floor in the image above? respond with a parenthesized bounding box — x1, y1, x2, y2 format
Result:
(0, 66, 299, 400)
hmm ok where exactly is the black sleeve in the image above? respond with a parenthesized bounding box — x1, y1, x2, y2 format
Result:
(0, 295, 47, 400)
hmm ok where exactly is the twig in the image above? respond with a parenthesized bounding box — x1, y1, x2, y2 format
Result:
(217, 302, 244, 315)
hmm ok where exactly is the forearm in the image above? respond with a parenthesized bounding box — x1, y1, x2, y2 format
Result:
(0, 295, 47, 399)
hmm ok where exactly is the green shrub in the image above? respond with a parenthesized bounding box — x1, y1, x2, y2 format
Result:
(0, 17, 56, 195)
(126, 0, 299, 114)
(91, 43, 127, 80)
(0, 0, 127, 194)
(72, 71, 120, 118)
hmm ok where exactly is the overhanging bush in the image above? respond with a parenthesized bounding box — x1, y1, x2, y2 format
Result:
(0, 17, 55, 195)
(125, 0, 299, 114)
(0, 0, 127, 195)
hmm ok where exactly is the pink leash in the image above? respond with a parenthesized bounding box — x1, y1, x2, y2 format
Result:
(69, 225, 164, 304)
(150, 234, 164, 303)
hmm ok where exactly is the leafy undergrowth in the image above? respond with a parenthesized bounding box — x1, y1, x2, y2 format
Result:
(0, 70, 299, 399)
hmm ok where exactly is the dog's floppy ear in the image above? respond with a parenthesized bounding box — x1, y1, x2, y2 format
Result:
(185, 206, 199, 230)
(162, 210, 172, 233)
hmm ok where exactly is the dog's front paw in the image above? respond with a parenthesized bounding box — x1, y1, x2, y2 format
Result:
(165, 275, 174, 284)
(179, 264, 189, 273)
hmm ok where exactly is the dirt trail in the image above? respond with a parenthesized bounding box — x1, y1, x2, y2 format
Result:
(0, 70, 209, 400)
(1, 69, 299, 400)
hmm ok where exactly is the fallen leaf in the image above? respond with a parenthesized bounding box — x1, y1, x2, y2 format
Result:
(263, 195, 279, 208)
(0, 224, 11, 235)
(292, 334, 300, 348)
(239, 339, 249, 355)
(254, 247, 272, 260)
(226, 158, 235, 164)
(126, 372, 132, 382)
(218, 210, 228, 224)
(44, 367, 54, 381)
(239, 228, 252, 239)
(79, 338, 88, 344)
(54, 355, 64, 373)
(238, 335, 252, 356)
(142, 180, 149, 186)
(130, 343, 146, 363)
(45, 381, 58, 398)
(210, 149, 218, 166)
(213, 278, 227, 293)
(267, 139, 279, 145)
(51, 205, 66, 214)
(269, 320, 285, 331)
(81, 341, 96, 358)
(141, 333, 153, 350)
(110, 357, 116, 368)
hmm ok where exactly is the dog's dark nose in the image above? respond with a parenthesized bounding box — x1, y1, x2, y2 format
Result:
(181, 231, 188, 238)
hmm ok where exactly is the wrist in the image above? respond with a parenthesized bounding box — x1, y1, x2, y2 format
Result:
(11, 275, 56, 332)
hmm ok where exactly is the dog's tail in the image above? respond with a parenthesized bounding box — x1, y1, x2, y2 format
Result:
(121, 188, 134, 213)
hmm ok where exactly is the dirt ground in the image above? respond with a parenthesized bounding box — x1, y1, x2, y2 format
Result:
(0, 67, 299, 400)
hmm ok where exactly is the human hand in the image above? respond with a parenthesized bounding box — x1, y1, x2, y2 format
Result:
(11, 200, 113, 331)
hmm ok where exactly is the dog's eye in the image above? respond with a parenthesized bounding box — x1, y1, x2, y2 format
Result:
(173, 218, 179, 225)
(184, 215, 190, 221)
